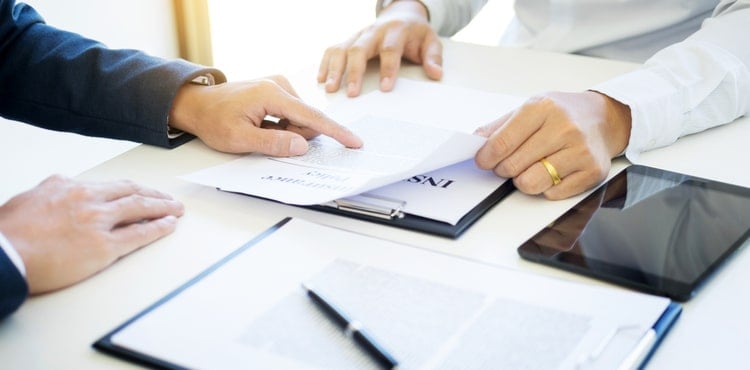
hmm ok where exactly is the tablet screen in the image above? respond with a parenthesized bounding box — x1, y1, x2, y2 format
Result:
(517, 165, 750, 301)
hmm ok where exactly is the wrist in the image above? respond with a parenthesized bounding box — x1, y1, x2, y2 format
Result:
(168, 74, 216, 137)
(169, 82, 213, 136)
(381, 0, 430, 21)
(591, 91, 632, 157)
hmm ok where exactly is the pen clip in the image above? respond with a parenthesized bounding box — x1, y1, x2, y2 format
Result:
(323, 193, 406, 220)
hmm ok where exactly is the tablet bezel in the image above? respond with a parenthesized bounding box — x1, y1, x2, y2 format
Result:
(517, 165, 750, 301)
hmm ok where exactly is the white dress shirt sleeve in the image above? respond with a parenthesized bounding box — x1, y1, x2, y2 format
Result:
(377, 0, 488, 36)
(591, 1, 750, 161)
(0, 231, 26, 277)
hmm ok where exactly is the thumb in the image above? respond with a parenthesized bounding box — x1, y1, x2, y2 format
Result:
(228, 125, 310, 156)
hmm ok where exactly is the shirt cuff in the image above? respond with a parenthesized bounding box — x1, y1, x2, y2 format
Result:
(0, 232, 26, 277)
(379, 0, 435, 23)
(590, 67, 683, 163)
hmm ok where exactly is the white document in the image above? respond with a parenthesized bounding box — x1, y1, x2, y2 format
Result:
(182, 79, 525, 219)
(107, 218, 674, 370)
(183, 115, 485, 206)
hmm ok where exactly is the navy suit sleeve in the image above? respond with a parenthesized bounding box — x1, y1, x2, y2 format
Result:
(0, 247, 28, 320)
(0, 0, 227, 148)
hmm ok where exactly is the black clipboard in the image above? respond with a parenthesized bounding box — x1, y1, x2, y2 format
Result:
(217, 162, 516, 238)
(306, 179, 515, 238)
(92, 217, 679, 370)
(221, 177, 514, 239)
(92, 219, 291, 370)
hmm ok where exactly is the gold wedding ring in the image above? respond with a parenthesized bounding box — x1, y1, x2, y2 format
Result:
(540, 158, 562, 186)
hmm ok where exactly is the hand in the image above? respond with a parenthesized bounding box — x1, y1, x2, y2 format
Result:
(0, 175, 184, 294)
(474, 91, 632, 200)
(318, 1, 442, 97)
(169, 75, 363, 156)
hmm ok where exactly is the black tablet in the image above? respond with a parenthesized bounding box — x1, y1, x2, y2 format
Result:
(517, 165, 750, 301)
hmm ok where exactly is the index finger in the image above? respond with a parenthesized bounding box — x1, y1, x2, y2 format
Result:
(87, 179, 173, 202)
(275, 95, 363, 149)
(475, 104, 546, 170)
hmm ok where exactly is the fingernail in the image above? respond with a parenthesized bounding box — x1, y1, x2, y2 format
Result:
(347, 82, 357, 96)
(380, 77, 391, 90)
(289, 137, 308, 156)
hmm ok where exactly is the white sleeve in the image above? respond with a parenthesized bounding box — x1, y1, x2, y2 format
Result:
(377, 0, 488, 36)
(591, 0, 750, 161)
(0, 232, 26, 277)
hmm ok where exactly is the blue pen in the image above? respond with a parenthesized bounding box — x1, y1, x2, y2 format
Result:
(620, 302, 682, 369)
(302, 283, 399, 370)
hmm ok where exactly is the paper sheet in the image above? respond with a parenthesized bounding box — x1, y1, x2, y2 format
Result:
(183, 115, 486, 205)
(182, 80, 523, 222)
(110, 218, 672, 370)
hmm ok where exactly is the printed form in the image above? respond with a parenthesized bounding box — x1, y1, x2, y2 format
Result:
(182, 79, 525, 223)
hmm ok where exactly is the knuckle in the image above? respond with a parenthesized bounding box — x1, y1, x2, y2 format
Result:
(485, 136, 511, 160)
(557, 121, 585, 143)
(67, 183, 95, 201)
(143, 219, 176, 242)
(135, 223, 155, 239)
(346, 45, 366, 58)
(255, 78, 279, 92)
(267, 74, 288, 85)
(379, 62, 398, 75)
(512, 173, 536, 194)
(325, 44, 346, 55)
(527, 94, 561, 112)
(44, 174, 68, 185)
(71, 203, 103, 225)
(131, 194, 151, 209)
(121, 179, 141, 193)
(572, 147, 608, 181)
(589, 161, 609, 183)
(306, 106, 326, 122)
(500, 156, 524, 177)
(380, 44, 401, 55)
(538, 96, 557, 109)
(382, 19, 407, 31)
(345, 64, 364, 77)
(525, 94, 548, 107)
(543, 190, 566, 201)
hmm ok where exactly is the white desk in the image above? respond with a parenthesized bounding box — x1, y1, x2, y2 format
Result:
(1, 39, 748, 369)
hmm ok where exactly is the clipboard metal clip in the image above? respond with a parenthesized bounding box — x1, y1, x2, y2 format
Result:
(322, 193, 406, 220)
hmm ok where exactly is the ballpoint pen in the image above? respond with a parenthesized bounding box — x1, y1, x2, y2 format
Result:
(301, 283, 399, 370)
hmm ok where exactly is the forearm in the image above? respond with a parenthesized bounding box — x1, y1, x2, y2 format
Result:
(0, 2, 226, 148)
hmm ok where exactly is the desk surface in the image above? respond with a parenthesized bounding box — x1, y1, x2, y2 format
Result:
(2, 39, 749, 370)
